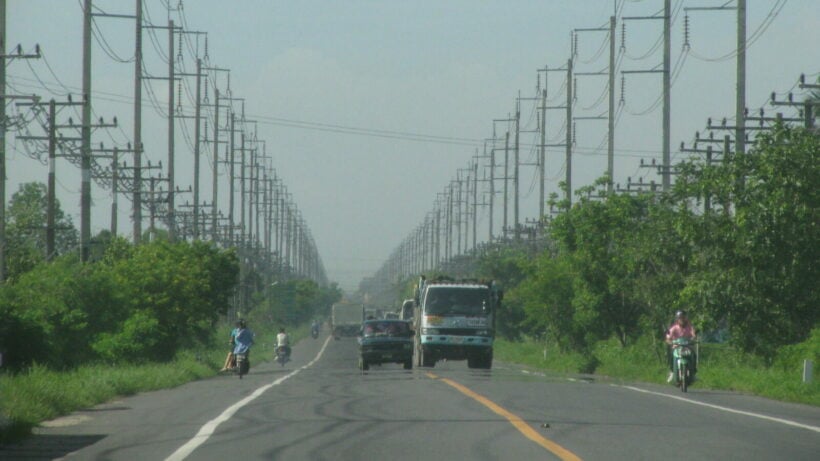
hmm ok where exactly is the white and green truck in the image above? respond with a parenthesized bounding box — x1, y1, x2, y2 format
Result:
(413, 276, 502, 369)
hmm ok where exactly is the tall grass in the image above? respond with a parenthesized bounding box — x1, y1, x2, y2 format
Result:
(0, 324, 302, 444)
(495, 336, 819, 406)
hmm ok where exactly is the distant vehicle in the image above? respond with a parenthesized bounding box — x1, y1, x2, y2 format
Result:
(400, 298, 415, 321)
(414, 276, 502, 369)
(358, 319, 414, 370)
(332, 302, 364, 338)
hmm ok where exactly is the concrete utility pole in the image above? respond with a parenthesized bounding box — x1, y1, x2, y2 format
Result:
(623, 5, 670, 192)
(81, 0, 92, 261)
(1, 0, 41, 280)
(662, 0, 671, 191)
(211, 88, 220, 240)
(456, 176, 462, 255)
(229, 112, 235, 242)
(489, 143, 496, 242)
(47, 100, 56, 260)
(193, 58, 202, 239)
(166, 19, 176, 242)
(736, 0, 746, 155)
(472, 159, 478, 251)
(608, 15, 616, 193)
(566, 58, 573, 205)
(133, 0, 142, 243)
(503, 131, 509, 236)
(539, 87, 546, 217)
(1, 0, 5, 280)
(514, 102, 520, 240)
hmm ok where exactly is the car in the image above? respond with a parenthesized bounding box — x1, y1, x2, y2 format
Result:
(358, 320, 414, 371)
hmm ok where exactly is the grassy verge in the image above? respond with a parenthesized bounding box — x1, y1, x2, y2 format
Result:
(0, 324, 310, 444)
(495, 337, 820, 407)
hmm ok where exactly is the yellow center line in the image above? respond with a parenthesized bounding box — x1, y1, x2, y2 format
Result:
(426, 372, 582, 461)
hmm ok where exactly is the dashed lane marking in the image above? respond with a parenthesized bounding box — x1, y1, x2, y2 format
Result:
(165, 335, 333, 461)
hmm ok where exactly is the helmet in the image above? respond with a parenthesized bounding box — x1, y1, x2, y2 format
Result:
(675, 310, 687, 319)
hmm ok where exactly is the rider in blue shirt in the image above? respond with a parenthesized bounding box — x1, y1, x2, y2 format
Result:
(233, 320, 254, 355)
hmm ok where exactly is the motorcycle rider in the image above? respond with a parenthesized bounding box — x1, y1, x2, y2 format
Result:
(311, 319, 320, 337)
(665, 310, 697, 382)
(220, 319, 244, 371)
(233, 319, 254, 361)
(276, 327, 291, 361)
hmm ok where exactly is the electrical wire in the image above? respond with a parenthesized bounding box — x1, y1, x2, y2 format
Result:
(578, 32, 609, 65)
(91, 16, 135, 63)
(688, 0, 787, 62)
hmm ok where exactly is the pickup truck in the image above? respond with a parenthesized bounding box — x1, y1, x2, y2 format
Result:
(358, 319, 414, 370)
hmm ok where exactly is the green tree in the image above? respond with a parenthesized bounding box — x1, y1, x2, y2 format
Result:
(5, 182, 78, 278)
(675, 124, 819, 359)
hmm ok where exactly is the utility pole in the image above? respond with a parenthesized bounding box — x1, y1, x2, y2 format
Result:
(167, 19, 176, 242)
(736, 0, 746, 155)
(212, 88, 220, 240)
(1, 1, 40, 280)
(472, 159, 477, 251)
(193, 58, 202, 239)
(623, 4, 670, 191)
(608, 15, 616, 192)
(684, 1, 746, 154)
(514, 101, 520, 240)
(133, 0, 143, 243)
(566, 58, 573, 205)
(539, 86, 546, 216)
(489, 142, 495, 242)
(662, 0, 671, 191)
(47, 100, 56, 259)
(81, 0, 92, 261)
(539, 64, 571, 207)
(503, 131, 509, 236)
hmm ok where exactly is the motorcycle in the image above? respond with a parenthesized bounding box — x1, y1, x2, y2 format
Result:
(235, 352, 250, 379)
(275, 345, 290, 366)
(671, 337, 696, 392)
(311, 324, 320, 339)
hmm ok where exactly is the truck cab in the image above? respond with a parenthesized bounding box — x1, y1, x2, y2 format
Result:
(414, 276, 501, 369)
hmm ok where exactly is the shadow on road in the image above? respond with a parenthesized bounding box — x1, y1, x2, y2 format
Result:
(0, 434, 105, 460)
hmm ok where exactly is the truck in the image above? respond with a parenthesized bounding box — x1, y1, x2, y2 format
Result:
(331, 302, 364, 338)
(413, 276, 502, 369)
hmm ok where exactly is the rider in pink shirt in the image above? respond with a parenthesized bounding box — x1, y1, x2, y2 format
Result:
(665, 310, 697, 381)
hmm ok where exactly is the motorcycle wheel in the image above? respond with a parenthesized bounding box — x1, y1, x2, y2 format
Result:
(679, 367, 687, 392)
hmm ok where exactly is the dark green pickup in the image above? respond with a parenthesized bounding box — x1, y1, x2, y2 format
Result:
(357, 320, 414, 371)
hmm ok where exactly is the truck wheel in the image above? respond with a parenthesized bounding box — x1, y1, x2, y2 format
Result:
(421, 348, 435, 368)
(469, 353, 492, 369)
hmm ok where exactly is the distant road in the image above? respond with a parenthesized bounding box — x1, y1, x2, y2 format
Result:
(2, 335, 818, 460)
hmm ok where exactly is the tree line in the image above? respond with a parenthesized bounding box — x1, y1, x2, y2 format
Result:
(0, 184, 341, 372)
(401, 123, 818, 366)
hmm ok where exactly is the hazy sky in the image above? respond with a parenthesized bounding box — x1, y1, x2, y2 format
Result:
(5, 1, 819, 291)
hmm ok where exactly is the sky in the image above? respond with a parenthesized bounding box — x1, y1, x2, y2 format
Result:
(4, 0, 819, 292)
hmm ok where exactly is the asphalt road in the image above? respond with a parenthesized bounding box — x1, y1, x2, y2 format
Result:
(2, 334, 818, 460)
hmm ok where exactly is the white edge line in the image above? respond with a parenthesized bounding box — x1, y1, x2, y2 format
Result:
(616, 384, 820, 433)
(165, 335, 333, 461)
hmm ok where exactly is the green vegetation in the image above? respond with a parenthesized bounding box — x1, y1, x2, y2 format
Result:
(456, 124, 818, 404)
(495, 332, 819, 406)
(0, 183, 341, 443)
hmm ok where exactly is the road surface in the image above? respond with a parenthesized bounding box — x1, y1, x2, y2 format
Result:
(1, 334, 818, 460)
